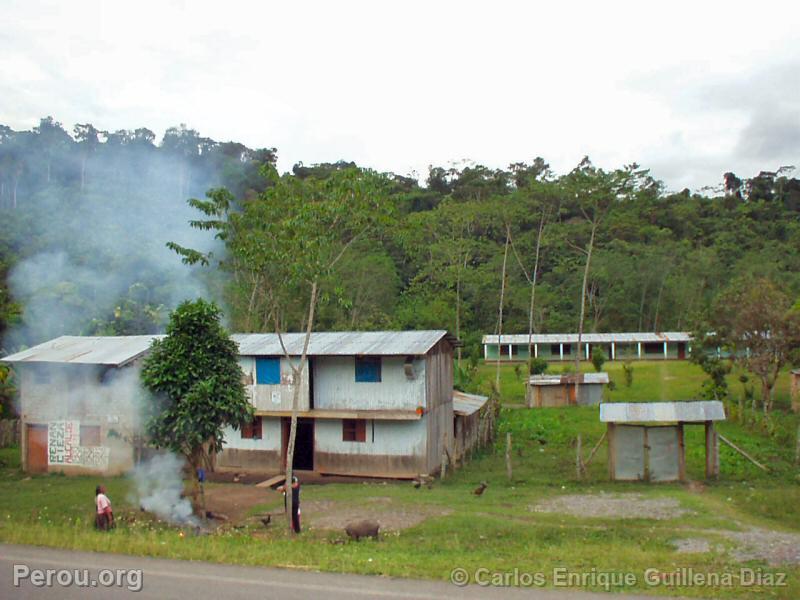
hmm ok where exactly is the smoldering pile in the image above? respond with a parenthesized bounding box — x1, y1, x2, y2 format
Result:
(129, 453, 198, 527)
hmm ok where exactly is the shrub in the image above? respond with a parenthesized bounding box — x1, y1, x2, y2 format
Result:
(591, 348, 606, 372)
(528, 357, 548, 375)
(622, 362, 634, 387)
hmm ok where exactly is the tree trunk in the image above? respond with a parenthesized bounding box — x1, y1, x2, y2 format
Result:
(187, 447, 205, 516)
(283, 280, 318, 531)
(496, 227, 510, 392)
(12, 175, 19, 210)
(575, 221, 597, 395)
(527, 209, 547, 373)
(761, 378, 771, 414)
(455, 252, 466, 368)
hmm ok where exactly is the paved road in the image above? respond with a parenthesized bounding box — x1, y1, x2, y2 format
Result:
(1, 544, 671, 599)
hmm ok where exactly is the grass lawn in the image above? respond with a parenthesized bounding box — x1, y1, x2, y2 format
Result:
(0, 361, 798, 598)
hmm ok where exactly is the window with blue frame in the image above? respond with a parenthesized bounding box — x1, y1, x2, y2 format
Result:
(255, 357, 281, 384)
(354, 356, 381, 382)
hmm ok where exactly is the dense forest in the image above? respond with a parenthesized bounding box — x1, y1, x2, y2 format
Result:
(1, 117, 799, 359)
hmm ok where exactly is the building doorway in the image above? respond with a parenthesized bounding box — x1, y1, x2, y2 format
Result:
(282, 417, 315, 471)
(26, 424, 48, 473)
(677, 342, 686, 360)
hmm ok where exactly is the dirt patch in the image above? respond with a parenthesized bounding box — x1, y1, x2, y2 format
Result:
(203, 484, 273, 522)
(530, 492, 692, 520)
(672, 537, 714, 554)
(303, 497, 451, 531)
(724, 527, 800, 566)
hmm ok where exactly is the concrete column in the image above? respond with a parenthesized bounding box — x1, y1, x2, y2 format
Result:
(611, 342, 616, 360)
(585, 343, 590, 359)
(534, 344, 538, 358)
(559, 343, 564, 361)
(483, 344, 488, 360)
(508, 344, 513, 359)
(663, 341, 668, 359)
(637, 342, 642, 359)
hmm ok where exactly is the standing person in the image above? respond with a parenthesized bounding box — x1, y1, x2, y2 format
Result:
(95, 485, 114, 531)
(278, 476, 301, 533)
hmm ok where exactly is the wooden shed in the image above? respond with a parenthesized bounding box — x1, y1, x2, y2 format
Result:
(527, 372, 609, 407)
(600, 401, 725, 482)
(452, 390, 489, 463)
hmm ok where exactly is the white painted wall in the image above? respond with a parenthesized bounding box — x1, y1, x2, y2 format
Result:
(221, 417, 281, 451)
(238, 356, 310, 412)
(312, 356, 426, 411)
(315, 417, 427, 456)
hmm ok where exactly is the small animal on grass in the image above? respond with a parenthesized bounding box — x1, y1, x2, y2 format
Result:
(473, 481, 488, 496)
(344, 520, 380, 541)
(260, 515, 271, 528)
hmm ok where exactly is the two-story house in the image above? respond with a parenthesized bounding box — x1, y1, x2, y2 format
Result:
(219, 330, 459, 479)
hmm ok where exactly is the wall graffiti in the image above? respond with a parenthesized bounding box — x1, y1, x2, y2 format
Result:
(47, 420, 110, 469)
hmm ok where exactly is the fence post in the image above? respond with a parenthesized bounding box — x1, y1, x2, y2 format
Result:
(505, 432, 513, 481)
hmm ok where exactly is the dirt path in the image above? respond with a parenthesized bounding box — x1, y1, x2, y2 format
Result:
(531, 491, 800, 566)
(203, 484, 273, 522)
(303, 496, 452, 531)
(530, 492, 692, 520)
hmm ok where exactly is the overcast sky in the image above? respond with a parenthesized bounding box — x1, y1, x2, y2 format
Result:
(2, 0, 798, 191)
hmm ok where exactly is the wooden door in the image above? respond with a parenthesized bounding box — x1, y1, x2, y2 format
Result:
(26, 424, 48, 473)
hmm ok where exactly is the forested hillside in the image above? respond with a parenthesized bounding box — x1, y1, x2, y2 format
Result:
(2, 117, 799, 357)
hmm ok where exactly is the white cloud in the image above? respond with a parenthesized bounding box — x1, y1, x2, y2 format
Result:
(1, 0, 798, 191)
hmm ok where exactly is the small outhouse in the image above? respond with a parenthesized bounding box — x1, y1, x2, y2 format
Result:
(527, 373, 609, 407)
(600, 401, 726, 482)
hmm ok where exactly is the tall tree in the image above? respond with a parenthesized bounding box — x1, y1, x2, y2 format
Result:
(712, 277, 800, 412)
(171, 166, 391, 529)
(141, 299, 251, 512)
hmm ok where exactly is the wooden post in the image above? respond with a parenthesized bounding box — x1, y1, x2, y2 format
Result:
(719, 433, 769, 472)
(705, 421, 719, 479)
(440, 433, 449, 479)
(505, 432, 513, 481)
(576, 434, 583, 480)
(677, 423, 686, 482)
(795, 423, 799, 466)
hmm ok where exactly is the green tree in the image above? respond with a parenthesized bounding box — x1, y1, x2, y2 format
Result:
(141, 299, 251, 512)
(712, 277, 800, 412)
(170, 166, 392, 529)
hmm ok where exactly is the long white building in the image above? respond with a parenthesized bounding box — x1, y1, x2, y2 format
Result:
(482, 332, 692, 361)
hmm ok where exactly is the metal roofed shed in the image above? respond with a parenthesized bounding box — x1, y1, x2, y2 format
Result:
(452, 390, 490, 464)
(601, 401, 726, 483)
(1, 335, 162, 367)
(527, 372, 609, 408)
(232, 330, 460, 357)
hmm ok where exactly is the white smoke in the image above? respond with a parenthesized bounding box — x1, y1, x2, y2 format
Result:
(130, 453, 197, 526)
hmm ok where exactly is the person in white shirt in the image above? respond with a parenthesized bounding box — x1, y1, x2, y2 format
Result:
(95, 484, 114, 530)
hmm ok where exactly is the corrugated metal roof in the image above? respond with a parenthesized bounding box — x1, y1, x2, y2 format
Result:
(600, 401, 726, 423)
(453, 390, 489, 416)
(1, 331, 459, 365)
(1, 335, 162, 366)
(483, 332, 691, 344)
(232, 331, 458, 356)
(529, 372, 609, 386)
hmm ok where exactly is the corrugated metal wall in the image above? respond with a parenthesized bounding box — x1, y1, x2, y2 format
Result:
(238, 356, 310, 412)
(312, 356, 426, 410)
